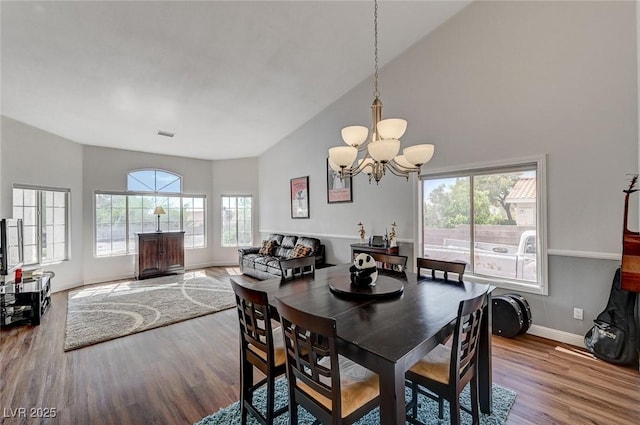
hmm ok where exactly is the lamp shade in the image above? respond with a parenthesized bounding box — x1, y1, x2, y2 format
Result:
(153, 206, 166, 215)
(329, 146, 358, 168)
(341, 125, 369, 147)
(377, 118, 407, 139)
(368, 139, 400, 162)
(403, 144, 434, 166)
(328, 158, 342, 172)
(393, 155, 418, 170)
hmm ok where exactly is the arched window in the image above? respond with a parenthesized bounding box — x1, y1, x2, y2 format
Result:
(95, 169, 205, 256)
(127, 169, 181, 193)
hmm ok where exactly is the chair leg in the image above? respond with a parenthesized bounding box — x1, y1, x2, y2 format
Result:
(438, 396, 444, 420)
(412, 382, 419, 419)
(240, 356, 252, 425)
(266, 374, 275, 425)
(470, 377, 480, 425)
(449, 396, 461, 425)
(289, 402, 298, 425)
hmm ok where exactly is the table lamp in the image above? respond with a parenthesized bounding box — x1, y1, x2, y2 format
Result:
(153, 206, 166, 232)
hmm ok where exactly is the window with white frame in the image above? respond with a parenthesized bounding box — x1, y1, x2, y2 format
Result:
(221, 196, 252, 247)
(13, 186, 70, 265)
(421, 159, 546, 293)
(94, 169, 205, 256)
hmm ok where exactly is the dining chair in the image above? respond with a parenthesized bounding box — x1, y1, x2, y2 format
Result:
(231, 279, 288, 425)
(405, 290, 488, 425)
(279, 255, 316, 282)
(369, 252, 408, 275)
(275, 298, 381, 425)
(416, 257, 466, 282)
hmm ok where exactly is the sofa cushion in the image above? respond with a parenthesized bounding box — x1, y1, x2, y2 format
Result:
(267, 234, 284, 245)
(295, 236, 321, 254)
(254, 255, 278, 272)
(281, 235, 298, 249)
(266, 259, 284, 276)
(291, 244, 313, 258)
(275, 247, 294, 258)
(242, 253, 261, 267)
(258, 240, 278, 255)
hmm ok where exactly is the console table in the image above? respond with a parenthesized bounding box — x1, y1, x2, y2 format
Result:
(350, 243, 399, 258)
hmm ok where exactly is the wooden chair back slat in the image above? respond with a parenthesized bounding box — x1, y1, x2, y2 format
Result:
(416, 257, 466, 282)
(369, 253, 408, 275)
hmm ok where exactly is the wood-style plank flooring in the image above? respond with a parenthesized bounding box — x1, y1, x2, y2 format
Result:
(1, 267, 639, 425)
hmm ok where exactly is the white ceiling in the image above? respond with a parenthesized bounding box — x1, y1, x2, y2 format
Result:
(1, 1, 469, 160)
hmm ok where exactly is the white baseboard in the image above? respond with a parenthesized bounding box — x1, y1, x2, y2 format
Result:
(526, 324, 586, 348)
(196, 261, 237, 268)
(51, 279, 86, 294)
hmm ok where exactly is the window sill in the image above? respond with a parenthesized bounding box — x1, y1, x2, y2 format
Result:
(459, 273, 547, 295)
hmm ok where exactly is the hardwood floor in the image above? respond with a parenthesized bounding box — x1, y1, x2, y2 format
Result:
(1, 267, 639, 425)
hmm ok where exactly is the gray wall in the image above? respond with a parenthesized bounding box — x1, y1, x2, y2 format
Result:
(1, 116, 85, 289)
(0, 116, 260, 291)
(258, 1, 638, 336)
(211, 157, 260, 265)
(81, 145, 215, 285)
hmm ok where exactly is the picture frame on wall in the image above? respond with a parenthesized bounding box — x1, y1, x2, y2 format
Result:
(290, 176, 310, 219)
(326, 158, 353, 203)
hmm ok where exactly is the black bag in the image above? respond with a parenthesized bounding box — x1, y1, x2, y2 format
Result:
(585, 320, 625, 360)
(584, 268, 638, 365)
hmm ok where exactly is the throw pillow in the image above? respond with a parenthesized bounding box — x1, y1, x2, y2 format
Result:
(291, 244, 312, 258)
(258, 240, 278, 255)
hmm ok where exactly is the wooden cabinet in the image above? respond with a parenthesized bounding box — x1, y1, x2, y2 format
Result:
(136, 232, 185, 280)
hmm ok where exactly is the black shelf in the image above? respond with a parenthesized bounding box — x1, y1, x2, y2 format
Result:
(1, 274, 51, 327)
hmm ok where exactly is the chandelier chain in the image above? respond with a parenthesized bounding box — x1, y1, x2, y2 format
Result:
(328, 0, 435, 184)
(373, 0, 379, 98)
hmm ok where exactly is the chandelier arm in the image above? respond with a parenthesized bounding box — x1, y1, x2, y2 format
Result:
(385, 164, 411, 178)
(387, 159, 419, 174)
(357, 142, 370, 153)
(386, 161, 419, 178)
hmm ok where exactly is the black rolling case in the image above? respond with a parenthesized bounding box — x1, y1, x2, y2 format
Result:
(492, 293, 532, 337)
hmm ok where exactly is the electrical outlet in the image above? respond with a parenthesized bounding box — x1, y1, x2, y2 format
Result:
(573, 307, 583, 320)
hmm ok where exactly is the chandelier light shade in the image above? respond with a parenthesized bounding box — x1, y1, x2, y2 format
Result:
(329, 146, 358, 168)
(328, 0, 434, 184)
(377, 118, 407, 139)
(341, 126, 369, 147)
(404, 144, 435, 166)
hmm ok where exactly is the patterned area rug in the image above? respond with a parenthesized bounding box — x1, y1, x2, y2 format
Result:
(195, 378, 516, 425)
(64, 271, 235, 351)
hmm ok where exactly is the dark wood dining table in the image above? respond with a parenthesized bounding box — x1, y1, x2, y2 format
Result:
(237, 264, 493, 425)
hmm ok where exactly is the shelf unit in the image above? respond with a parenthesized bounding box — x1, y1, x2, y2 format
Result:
(1, 274, 52, 326)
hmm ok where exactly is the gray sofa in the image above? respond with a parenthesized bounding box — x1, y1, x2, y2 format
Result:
(238, 233, 325, 280)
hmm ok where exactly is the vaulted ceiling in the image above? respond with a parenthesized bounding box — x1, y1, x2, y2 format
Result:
(1, 1, 470, 160)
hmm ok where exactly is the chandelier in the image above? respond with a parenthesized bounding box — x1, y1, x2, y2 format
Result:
(328, 0, 434, 185)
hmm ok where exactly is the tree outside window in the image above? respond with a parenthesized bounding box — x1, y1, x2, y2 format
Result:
(422, 163, 544, 291)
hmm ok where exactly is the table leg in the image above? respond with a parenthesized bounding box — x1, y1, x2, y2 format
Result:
(378, 364, 406, 425)
(479, 292, 493, 414)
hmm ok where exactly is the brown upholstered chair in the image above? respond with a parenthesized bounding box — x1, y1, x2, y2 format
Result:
(275, 298, 380, 425)
(405, 290, 488, 425)
(231, 279, 288, 425)
(416, 258, 466, 282)
(369, 252, 408, 275)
